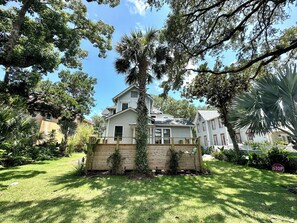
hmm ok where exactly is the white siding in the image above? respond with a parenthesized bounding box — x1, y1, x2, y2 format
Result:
(106, 110, 137, 144)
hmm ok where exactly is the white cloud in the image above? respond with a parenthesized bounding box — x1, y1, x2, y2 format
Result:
(135, 22, 145, 32)
(127, 0, 148, 16)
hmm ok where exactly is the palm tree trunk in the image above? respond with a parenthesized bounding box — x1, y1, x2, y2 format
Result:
(135, 62, 149, 174)
(219, 106, 241, 158)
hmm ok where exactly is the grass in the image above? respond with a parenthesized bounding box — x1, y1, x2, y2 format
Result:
(0, 154, 296, 223)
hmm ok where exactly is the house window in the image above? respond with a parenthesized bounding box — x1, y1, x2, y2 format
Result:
(155, 128, 171, 144)
(131, 91, 139, 98)
(220, 133, 226, 145)
(235, 133, 242, 143)
(204, 135, 207, 146)
(197, 123, 200, 133)
(213, 134, 218, 145)
(114, 126, 123, 141)
(198, 114, 202, 121)
(211, 119, 216, 130)
(218, 118, 223, 128)
(202, 122, 206, 131)
(122, 103, 128, 111)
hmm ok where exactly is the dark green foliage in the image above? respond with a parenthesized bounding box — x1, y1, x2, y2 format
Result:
(202, 146, 214, 155)
(148, 0, 297, 77)
(168, 149, 183, 175)
(107, 149, 123, 175)
(266, 147, 289, 168)
(247, 153, 268, 169)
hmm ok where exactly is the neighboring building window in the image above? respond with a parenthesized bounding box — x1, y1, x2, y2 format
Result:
(197, 123, 200, 133)
(213, 134, 218, 145)
(211, 119, 216, 130)
(114, 126, 123, 141)
(221, 133, 226, 145)
(155, 128, 171, 144)
(131, 91, 139, 98)
(198, 114, 202, 121)
(122, 103, 128, 111)
(235, 133, 242, 143)
(204, 135, 207, 146)
(218, 118, 223, 128)
(202, 122, 206, 131)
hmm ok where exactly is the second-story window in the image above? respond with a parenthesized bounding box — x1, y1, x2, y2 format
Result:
(211, 119, 216, 130)
(122, 103, 128, 110)
(197, 123, 200, 133)
(218, 118, 223, 128)
(131, 91, 139, 98)
(202, 122, 206, 131)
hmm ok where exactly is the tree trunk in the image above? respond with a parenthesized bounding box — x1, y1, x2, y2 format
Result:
(4, 0, 31, 83)
(135, 61, 149, 174)
(219, 106, 241, 158)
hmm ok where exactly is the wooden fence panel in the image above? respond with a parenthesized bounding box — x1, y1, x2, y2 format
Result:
(88, 144, 201, 171)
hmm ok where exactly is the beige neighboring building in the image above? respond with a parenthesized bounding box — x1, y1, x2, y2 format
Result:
(35, 114, 93, 143)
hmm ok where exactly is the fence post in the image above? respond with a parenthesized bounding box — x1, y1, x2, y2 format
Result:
(196, 138, 203, 172)
(86, 136, 97, 174)
(171, 137, 175, 150)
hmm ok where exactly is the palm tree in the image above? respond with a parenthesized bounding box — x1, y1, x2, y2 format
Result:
(230, 64, 297, 150)
(115, 29, 171, 173)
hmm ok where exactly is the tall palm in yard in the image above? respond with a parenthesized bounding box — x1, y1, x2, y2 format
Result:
(230, 64, 297, 150)
(115, 29, 171, 173)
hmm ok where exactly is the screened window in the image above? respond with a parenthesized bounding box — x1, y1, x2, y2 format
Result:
(221, 133, 226, 145)
(122, 103, 128, 111)
(218, 118, 223, 128)
(114, 126, 123, 141)
(131, 91, 139, 98)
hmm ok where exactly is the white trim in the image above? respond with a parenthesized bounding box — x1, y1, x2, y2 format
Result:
(106, 108, 137, 120)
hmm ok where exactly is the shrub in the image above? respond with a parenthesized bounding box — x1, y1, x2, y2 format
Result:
(212, 147, 224, 161)
(73, 157, 86, 176)
(266, 147, 289, 168)
(247, 153, 268, 169)
(168, 149, 183, 175)
(202, 146, 214, 155)
(68, 123, 94, 153)
(107, 149, 124, 175)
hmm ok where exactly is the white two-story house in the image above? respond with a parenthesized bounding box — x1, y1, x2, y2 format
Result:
(102, 85, 194, 144)
(194, 110, 270, 148)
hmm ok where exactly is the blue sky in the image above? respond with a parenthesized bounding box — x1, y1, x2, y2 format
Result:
(1, 0, 296, 118)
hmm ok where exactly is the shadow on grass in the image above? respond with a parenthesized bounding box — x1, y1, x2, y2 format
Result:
(0, 170, 46, 191)
(0, 160, 296, 222)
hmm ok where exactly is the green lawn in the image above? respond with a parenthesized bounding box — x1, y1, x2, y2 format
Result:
(0, 154, 296, 223)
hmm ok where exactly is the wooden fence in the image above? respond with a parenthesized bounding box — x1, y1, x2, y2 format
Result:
(86, 137, 203, 173)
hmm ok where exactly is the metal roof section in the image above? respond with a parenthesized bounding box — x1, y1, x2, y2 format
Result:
(197, 110, 220, 121)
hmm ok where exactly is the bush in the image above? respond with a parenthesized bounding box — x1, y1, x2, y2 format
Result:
(247, 153, 268, 169)
(202, 146, 214, 155)
(169, 149, 183, 175)
(68, 123, 94, 153)
(107, 149, 124, 175)
(266, 147, 289, 168)
(212, 147, 224, 161)
(73, 157, 86, 176)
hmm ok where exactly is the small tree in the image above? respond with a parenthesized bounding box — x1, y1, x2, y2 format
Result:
(184, 72, 249, 157)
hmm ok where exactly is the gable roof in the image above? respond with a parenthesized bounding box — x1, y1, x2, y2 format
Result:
(154, 118, 194, 127)
(197, 110, 220, 121)
(105, 108, 137, 120)
(112, 85, 153, 103)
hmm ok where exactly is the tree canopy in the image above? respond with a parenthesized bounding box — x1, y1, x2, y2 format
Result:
(0, 0, 118, 85)
(152, 94, 197, 121)
(148, 0, 297, 82)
